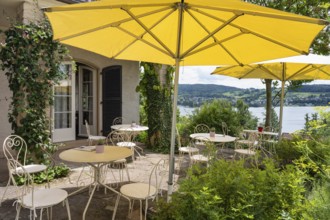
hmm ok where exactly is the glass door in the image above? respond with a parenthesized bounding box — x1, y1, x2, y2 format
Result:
(78, 66, 97, 136)
(52, 63, 75, 142)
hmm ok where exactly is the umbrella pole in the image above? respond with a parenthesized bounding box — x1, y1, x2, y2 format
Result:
(168, 59, 180, 201)
(278, 80, 285, 139)
(278, 63, 286, 139)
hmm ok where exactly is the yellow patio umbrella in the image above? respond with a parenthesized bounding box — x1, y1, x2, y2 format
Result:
(44, 0, 328, 197)
(212, 54, 330, 137)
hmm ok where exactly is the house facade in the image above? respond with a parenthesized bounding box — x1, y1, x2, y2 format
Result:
(0, 0, 140, 145)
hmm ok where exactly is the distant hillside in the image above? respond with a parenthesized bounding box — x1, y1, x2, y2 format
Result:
(289, 84, 330, 93)
(178, 84, 330, 107)
(179, 84, 243, 98)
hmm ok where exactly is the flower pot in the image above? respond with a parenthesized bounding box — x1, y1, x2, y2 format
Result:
(96, 145, 104, 153)
(210, 131, 215, 137)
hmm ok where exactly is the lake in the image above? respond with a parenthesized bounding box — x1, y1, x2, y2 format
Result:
(179, 106, 327, 133)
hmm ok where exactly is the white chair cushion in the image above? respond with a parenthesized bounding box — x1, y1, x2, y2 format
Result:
(90, 136, 106, 141)
(179, 147, 199, 153)
(14, 164, 47, 174)
(120, 183, 157, 200)
(191, 154, 209, 162)
(21, 188, 68, 208)
(234, 149, 256, 156)
(117, 142, 136, 147)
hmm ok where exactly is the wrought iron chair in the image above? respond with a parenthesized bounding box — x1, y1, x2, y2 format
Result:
(176, 128, 198, 170)
(85, 120, 106, 146)
(106, 130, 131, 184)
(189, 136, 217, 167)
(1, 135, 48, 205)
(194, 124, 210, 133)
(10, 160, 71, 220)
(112, 159, 168, 220)
(1, 135, 71, 219)
(112, 117, 125, 125)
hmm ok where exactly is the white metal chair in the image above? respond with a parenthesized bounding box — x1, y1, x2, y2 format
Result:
(2, 135, 71, 219)
(176, 128, 198, 170)
(85, 120, 106, 146)
(221, 122, 229, 135)
(1, 135, 48, 205)
(106, 130, 131, 183)
(112, 117, 125, 125)
(11, 160, 71, 220)
(194, 124, 210, 133)
(189, 136, 217, 167)
(234, 132, 259, 158)
(112, 159, 168, 220)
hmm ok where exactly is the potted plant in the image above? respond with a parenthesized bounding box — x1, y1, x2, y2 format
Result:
(96, 139, 105, 153)
(210, 127, 216, 137)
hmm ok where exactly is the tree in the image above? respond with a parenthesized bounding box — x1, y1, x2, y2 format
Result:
(246, 0, 330, 129)
(137, 63, 174, 152)
(0, 21, 70, 163)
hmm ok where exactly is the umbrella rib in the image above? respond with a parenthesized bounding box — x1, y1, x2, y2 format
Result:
(185, 9, 242, 65)
(122, 7, 175, 58)
(236, 65, 257, 79)
(45, 3, 172, 12)
(190, 7, 310, 55)
(55, 6, 172, 41)
(113, 26, 173, 58)
(211, 65, 240, 75)
(258, 65, 282, 80)
(190, 4, 328, 25)
(180, 13, 242, 59)
(183, 32, 244, 64)
(112, 8, 176, 58)
(317, 66, 330, 78)
(286, 64, 318, 80)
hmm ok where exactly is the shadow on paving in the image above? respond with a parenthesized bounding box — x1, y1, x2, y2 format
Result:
(0, 182, 162, 220)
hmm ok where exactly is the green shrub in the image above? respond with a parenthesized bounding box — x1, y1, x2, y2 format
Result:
(155, 159, 309, 220)
(14, 164, 70, 185)
(178, 99, 257, 140)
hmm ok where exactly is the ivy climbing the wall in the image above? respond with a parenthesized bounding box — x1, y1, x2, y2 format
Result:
(137, 62, 174, 153)
(0, 21, 70, 164)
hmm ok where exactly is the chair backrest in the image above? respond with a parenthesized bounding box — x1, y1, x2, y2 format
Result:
(106, 130, 130, 145)
(112, 117, 124, 125)
(85, 120, 91, 138)
(148, 159, 168, 198)
(3, 135, 28, 167)
(194, 124, 210, 133)
(247, 133, 259, 148)
(222, 122, 228, 135)
(176, 127, 182, 148)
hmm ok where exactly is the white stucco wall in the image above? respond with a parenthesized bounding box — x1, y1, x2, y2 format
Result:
(68, 47, 140, 133)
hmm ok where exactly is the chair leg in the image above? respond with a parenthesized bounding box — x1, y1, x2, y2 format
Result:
(0, 177, 11, 206)
(65, 199, 71, 220)
(139, 200, 143, 220)
(15, 204, 21, 220)
(112, 194, 121, 220)
(144, 199, 149, 220)
(124, 162, 130, 182)
(39, 208, 43, 220)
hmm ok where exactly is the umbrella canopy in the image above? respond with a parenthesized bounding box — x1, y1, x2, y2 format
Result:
(44, 0, 327, 198)
(212, 54, 330, 136)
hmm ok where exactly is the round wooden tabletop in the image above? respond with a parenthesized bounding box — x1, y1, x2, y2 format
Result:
(59, 146, 132, 163)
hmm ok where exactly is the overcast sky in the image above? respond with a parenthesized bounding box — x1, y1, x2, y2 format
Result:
(178, 66, 330, 89)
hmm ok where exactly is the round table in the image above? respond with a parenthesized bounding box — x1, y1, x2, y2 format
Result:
(111, 124, 149, 132)
(59, 146, 132, 220)
(59, 146, 132, 163)
(190, 133, 236, 143)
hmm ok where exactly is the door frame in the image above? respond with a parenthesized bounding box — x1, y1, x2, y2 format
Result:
(52, 62, 76, 142)
(78, 65, 98, 137)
